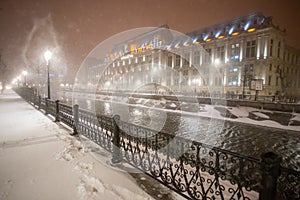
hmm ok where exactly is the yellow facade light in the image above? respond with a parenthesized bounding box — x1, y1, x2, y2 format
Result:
(137, 47, 143, 52)
(194, 41, 200, 44)
(218, 35, 224, 39)
(146, 44, 152, 50)
(205, 38, 211, 42)
(175, 45, 180, 49)
(247, 28, 256, 33)
(130, 44, 136, 54)
(231, 32, 239, 36)
(184, 43, 190, 47)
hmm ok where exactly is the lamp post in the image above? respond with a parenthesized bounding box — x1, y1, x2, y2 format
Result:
(17, 76, 21, 87)
(22, 70, 28, 86)
(44, 50, 52, 99)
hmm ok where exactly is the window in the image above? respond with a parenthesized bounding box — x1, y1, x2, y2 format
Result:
(204, 78, 209, 86)
(270, 39, 273, 57)
(167, 56, 172, 67)
(175, 55, 180, 67)
(214, 77, 222, 86)
(183, 70, 188, 76)
(228, 76, 238, 86)
(229, 66, 238, 73)
(193, 51, 200, 65)
(204, 48, 211, 63)
(277, 42, 281, 58)
(276, 76, 279, 86)
(246, 40, 256, 58)
(183, 53, 190, 65)
(245, 64, 254, 74)
(269, 64, 272, 71)
(292, 55, 295, 65)
(230, 43, 240, 61)
(216, 46, 225, 61)
(268, 76, 272, 86)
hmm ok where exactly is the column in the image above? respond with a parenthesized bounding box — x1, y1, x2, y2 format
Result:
(239, 39, 244, 62)
(224, 41, 228, 63)
(257, 36, 261, 59)
(263, 35, 269, 59)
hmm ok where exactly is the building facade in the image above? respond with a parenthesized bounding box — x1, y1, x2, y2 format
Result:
(87, 12, 300, 101)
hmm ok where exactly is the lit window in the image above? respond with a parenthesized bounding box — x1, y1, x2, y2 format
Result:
(228, 76, 238, 86)
(231, 43, 240, 61)
(229, 66, 238, 73)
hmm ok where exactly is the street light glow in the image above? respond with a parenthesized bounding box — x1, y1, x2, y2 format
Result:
(214, 58, 220, 65)
(22, 70, 28, 76)
(44, 50, 52, 64)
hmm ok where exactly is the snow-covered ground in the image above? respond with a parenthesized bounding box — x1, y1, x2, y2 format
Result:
(0, 90, 155, 200)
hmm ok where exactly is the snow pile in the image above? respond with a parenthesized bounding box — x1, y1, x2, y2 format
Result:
(252, 111, 270, 119)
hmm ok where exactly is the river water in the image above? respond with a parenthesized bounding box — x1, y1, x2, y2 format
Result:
(66, 93, 299, 170)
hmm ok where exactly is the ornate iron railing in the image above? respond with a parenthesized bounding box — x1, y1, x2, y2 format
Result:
(59, 103, 74, 128)
(14, 87, 300, 200)
(77, 108, 113, 152)
(116, 119, 261, 199)
(40, 97, 46, 111)
(277, 167, 300, 199)
(46, 99, 56, 117)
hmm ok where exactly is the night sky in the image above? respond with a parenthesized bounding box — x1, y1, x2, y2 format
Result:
(0, 0, 299, 80)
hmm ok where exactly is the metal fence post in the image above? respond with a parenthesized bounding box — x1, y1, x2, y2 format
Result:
(55, 100, 60, 122)
(73, 104, 79, 135)
(45, 98, 48, 115)
(38, 96, 41, 109)
(112, 115, 122, 164)
(259, 152, 282, 200)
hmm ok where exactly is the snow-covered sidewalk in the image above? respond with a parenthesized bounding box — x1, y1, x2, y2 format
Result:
(0, 89, 153, 200)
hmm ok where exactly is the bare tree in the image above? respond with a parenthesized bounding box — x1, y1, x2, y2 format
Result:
(276, 65, 291, 101)
(0, 54, 11, 94)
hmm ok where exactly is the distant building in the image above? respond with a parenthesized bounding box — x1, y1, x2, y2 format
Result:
(87, 12, 300, 101)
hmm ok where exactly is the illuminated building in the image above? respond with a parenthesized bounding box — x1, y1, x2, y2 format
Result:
(88, 12, 300, 101)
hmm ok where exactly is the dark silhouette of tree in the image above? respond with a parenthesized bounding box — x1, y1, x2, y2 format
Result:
(276, 65, 291, 100)
(0, 54, 10, 94)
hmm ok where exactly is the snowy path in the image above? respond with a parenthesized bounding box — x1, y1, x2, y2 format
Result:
(0, 90, 153, 200)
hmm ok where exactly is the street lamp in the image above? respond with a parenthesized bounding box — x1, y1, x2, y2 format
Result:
(22, 70, 28, 86)
(44, 50, 52, 99)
